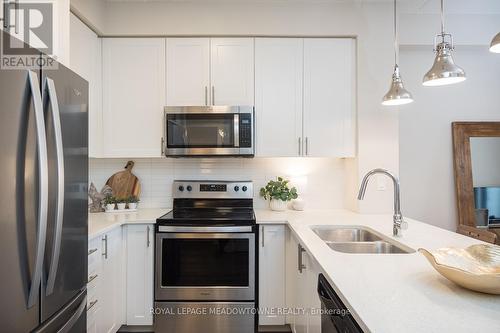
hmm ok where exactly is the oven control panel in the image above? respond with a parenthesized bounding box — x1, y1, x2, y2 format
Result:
(173, 180, 253, 199)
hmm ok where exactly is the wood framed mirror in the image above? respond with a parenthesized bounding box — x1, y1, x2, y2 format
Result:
(452, 122, 500, 244)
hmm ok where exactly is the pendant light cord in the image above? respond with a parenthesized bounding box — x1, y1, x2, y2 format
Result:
(393, 0, 398, 67)
(440, 0, 445, 36)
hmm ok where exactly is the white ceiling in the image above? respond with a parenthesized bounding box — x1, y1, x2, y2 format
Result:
(101, 0, 500, 14)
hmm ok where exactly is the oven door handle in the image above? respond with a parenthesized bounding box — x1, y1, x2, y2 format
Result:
(157, 226, 253, 233)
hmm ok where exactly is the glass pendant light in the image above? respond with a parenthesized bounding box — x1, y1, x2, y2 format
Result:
(423, 0, 466, 86)
(490, 33, 500, 53)
(382, 0, 413, 106)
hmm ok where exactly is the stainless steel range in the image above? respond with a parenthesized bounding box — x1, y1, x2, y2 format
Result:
(154, 180, 257, 333)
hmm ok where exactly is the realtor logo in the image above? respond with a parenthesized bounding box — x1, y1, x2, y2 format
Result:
(1, 1, 56, 69)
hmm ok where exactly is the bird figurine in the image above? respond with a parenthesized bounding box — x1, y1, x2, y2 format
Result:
(88, 182, 113, 213)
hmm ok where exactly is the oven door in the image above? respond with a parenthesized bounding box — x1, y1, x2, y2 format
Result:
(164, 106, 254, 156)
(155, 231, 255, 301)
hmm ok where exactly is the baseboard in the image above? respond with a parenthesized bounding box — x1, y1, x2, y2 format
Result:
(258, 324, 292, 333)
(117, 325, 154, 333)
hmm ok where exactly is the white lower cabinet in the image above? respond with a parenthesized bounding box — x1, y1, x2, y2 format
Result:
(259, 225, 286, 326)
(87, 228, 124, 333)
(124, 225, 154, 325)
(87, 224, 154, 331)
(286, 228, 322, 333)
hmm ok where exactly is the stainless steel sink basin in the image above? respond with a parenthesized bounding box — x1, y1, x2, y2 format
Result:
(327, 241, 412, 254)
(310, 226, 415, 254)
(312, 226, 383, 242)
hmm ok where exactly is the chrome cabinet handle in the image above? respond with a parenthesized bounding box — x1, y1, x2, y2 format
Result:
(87, 299, 98, 312)
(13, 0, 19, 34)
(161, 137, 165, 156)
(88, 248, 97, 256)
(44, 77, 65, 297)
(261, 225, 264, 247)
(298, 137, 302, 156)
(87, 274, 98, 284)
(147, 226, 151, 248)
(27, 70, 49, 309)
(205, 86, 208, 106)
(102, 235, 108, 259)
(298, 244, 306, 273)
(212, 86, 215, 105)
(305, 137, 309, 156)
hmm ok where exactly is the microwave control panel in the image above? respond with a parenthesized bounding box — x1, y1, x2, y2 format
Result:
(239, 113, 253, 148)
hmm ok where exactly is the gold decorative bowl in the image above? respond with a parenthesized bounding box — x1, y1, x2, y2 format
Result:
(419, 244, 500, 295)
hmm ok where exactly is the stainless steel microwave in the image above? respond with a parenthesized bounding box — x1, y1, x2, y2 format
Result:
(163, 106, 254, 157)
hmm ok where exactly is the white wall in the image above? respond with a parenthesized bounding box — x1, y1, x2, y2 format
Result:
(470, 138, 500, 187)
(89, 158, 348, 210)
(70, 0, 106, 34)
(399, 47, 500, 231)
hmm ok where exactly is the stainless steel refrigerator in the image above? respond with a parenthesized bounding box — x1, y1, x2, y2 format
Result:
(0, 31, 88, 332)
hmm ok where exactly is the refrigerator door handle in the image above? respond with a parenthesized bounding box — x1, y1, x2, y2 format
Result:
(44, 77, 65, 296)
(27, 70, 49, 308)
(56, 295, 87, 333)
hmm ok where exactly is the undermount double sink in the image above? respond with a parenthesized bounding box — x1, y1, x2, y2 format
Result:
(311, 226, 415, 254)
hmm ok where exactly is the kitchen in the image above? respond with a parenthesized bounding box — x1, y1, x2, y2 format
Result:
(1, 0, 500, 333)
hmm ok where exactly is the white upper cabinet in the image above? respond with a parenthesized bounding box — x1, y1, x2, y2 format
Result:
(303, 38, 356, 157)
(102, 38, 166, 157)
(210, 38, 254, 106)
(166, 38, 210, 106)
(255, 38, 303, 157)
(70, 14, 102, 158)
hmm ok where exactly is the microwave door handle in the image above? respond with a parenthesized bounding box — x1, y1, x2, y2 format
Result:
(234, 114, 239, 147)
(44, 77, 65, 296)
(27, 70, 49, 308)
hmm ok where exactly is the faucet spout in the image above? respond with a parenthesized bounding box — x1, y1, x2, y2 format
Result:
(357, 168, 407, 237)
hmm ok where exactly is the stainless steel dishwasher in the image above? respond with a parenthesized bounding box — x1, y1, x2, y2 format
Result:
(317, 274, 364, 333)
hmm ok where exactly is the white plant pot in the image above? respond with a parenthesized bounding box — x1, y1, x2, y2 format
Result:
(117, 203, 126, 210)
(105, 204, 115, 212)
(128, 202, 138, 210)
(270, 199, 288, 211)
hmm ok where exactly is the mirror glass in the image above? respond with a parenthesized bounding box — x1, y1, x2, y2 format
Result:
(470, 137, 500, 228)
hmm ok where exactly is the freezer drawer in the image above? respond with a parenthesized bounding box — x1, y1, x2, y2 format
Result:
(154, 301, 255, 333)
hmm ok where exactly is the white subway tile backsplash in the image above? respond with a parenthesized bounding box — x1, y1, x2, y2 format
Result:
(89, 157, 349, 210)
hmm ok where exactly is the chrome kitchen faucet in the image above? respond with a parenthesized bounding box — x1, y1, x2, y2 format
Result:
(357, 168, 408, 237)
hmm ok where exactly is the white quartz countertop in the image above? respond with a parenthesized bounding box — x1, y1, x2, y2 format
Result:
(88, 208, 170, 239)
(256, 208, 500, 333)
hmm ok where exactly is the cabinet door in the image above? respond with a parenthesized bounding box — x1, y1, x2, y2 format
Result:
(255, 38, 303, 157)
(102, 38, 166, 157)
(70, 13, 102, 157)
(303, 38, 356, 157)
(100, 228, 124, 333)
(210, 38, 254, 106)
(125, 225, 154, 325)
(259, 225, 286, 326)
(166, 38, 210, 106)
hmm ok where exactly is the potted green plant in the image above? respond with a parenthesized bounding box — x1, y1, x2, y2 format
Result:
(104, 195, 116, 212)
(260, 177, 298, 211)
(127, 195, 140, 210)
(116, 197, 127, 210)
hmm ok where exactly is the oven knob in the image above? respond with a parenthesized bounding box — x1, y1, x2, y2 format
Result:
(242, 186, 248, 192)
(234, 186, 240, 192)
(187, 185, 192, 192)
(178, 185, 184, 192)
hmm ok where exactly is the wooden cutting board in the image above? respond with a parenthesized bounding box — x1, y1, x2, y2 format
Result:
(105, 161, 141, 200)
